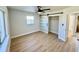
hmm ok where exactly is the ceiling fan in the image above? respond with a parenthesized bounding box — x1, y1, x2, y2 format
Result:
(37, 6, 50, 13)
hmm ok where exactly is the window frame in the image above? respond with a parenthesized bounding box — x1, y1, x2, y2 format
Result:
(26, 16, 34, 25)
(0, 10, 6, 44)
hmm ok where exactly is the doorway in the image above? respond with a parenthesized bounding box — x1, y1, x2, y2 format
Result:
(40, 15, 68, 41)
(76, 16, 79, 33)
(49, 16, 59, 36)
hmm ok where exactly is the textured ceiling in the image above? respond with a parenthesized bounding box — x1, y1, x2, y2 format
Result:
(42, 6, 70, 12)
(8, 6, 70, 12)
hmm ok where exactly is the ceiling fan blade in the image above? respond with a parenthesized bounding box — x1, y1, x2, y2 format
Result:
(43, 9, 50, 10)
(37, 6, 50, 13)
(37, 6, 43, 12)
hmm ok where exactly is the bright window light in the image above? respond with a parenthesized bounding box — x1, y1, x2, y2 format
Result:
(26, 16, 34, 25)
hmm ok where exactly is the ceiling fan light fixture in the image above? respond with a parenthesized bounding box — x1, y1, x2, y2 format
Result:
(38, 12, 42, 14)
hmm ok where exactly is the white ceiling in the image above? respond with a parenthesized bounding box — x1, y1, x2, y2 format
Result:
(42, 6, 70, 12)
(8, 6, 37, 12)
(8, 6, 70, 13)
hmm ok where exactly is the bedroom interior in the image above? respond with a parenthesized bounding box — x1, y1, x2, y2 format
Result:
(0, 6, 79, 52)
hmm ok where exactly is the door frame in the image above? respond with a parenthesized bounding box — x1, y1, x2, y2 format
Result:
(48, 14, 68, 41)
(48, 14, 64, 33)
(74, 14, 79, 34)
(48, 15, 60, 34)
(70, 11, 79, 36)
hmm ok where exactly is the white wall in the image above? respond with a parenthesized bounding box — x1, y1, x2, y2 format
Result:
(8, 8, 40, 38)
(58, 15, 68, 41)
(49, 16, 59, 34)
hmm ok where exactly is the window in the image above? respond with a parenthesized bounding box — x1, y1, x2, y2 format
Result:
(0, 10, 6, 44)
(26, 16, 34, 25)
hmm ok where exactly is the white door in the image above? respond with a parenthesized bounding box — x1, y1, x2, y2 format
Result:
(40, 16, 48, 33)
(58, 15, 67, 41)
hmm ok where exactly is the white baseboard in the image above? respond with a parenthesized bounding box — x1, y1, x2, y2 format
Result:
(11, 30, 40, 39)
(50, 31, 58, 35)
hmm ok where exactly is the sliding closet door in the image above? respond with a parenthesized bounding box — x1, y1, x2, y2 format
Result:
(0, 10, 6, 44)
(40, 16, 48, 33)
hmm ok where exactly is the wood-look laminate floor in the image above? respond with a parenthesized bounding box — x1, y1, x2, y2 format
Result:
(10, 31, 76, 52)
